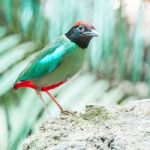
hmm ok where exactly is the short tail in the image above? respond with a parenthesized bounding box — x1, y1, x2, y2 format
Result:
(13, 80, 36, 90)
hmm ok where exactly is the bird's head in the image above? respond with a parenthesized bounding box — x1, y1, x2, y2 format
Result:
(65, 21, 99, 49)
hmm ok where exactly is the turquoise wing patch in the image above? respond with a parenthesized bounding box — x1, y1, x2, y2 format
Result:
(19, 46, 66, 81)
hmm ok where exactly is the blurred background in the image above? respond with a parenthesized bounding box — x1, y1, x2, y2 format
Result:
(0, 0, 150, 149)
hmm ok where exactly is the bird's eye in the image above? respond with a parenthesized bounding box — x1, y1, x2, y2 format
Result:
(77, 25, 84, 32)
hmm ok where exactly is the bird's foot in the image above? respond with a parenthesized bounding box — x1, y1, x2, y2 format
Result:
(61, 110, 77, 115)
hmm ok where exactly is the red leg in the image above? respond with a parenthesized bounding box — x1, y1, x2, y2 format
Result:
(45, 91, 64, 112)
(45, 91, 76, 115)
(36, 90, 51, 116)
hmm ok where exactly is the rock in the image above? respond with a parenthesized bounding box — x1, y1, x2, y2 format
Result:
(23, 99, 150, 150)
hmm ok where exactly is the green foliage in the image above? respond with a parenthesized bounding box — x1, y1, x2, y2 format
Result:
(0, 0, 149, 149)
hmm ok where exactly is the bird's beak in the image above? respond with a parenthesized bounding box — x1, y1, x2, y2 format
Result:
(91, 29, 99, 37)
(84, 29, 99, 37)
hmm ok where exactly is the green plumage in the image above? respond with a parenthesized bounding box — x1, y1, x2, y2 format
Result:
(16, 35, 85, 87)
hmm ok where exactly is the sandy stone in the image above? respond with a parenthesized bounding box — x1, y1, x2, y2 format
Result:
(23, 99, 150, 150)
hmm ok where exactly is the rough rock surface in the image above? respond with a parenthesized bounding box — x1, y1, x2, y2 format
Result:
(23, 100, 150, 150)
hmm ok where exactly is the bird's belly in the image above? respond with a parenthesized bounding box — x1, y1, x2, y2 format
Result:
(34, 49, 85, 87)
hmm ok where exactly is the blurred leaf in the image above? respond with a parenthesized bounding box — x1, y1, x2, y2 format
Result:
(2, 0, 13, 27)
(0, 59, 30, 97)
(8, 90, 43, 150)
(0, 107, 8, 150)
(0, 34, 21, 54)
(19, 0, 33, 35)
(0, 26, 7, 38)
(131, 4, 144, 81)
(0, 41, 36, 74)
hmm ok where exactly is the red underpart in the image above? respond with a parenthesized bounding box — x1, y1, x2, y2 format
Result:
(14, 80, 66, 91)
(40, 81, 66, 91)
(74, 21, 95, 30)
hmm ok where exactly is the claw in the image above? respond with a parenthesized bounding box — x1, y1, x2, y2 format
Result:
(61, 110, 77, 115)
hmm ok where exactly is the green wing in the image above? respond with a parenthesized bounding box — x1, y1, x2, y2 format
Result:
(16, 35, 77, 82)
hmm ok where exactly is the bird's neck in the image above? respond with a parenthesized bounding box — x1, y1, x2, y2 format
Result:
(65, 33, 92, 49)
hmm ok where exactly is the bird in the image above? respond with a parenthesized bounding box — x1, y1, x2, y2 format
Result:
(13, 21, 99, 115)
